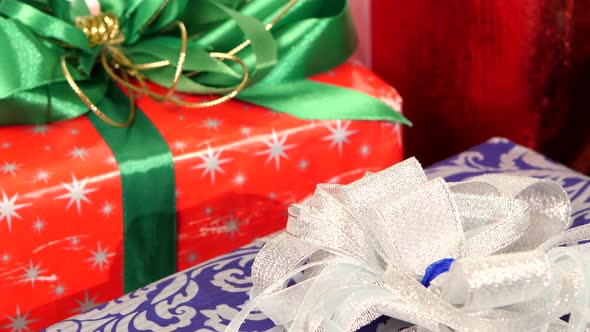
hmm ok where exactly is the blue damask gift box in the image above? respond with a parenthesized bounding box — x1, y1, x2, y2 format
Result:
(44, 138, 590, 331)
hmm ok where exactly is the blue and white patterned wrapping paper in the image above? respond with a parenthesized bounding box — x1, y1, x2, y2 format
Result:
(45, 138, 590, 331)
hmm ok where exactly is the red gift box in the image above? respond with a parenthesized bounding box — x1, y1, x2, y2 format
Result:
(0, 62, 403, 329)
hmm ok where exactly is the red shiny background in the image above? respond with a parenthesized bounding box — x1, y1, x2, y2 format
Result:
(371, 0, 590, 171)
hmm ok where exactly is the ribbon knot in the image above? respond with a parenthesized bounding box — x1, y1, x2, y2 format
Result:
(59, 0, 303, 128)
(75, 13, 123, 47)
(227, 158, 590, 332)
(62, 7, 252, 128)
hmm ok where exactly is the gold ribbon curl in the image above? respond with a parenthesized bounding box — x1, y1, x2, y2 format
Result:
(61, 0, 296, 127)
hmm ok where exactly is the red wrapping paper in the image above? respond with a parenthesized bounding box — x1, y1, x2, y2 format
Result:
(0, 62, 403, 329)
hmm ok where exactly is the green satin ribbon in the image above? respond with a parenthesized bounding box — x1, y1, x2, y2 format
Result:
(90, 85, 176, 293)
(0, 0, 410, 292)
(0, 0, 410, 125)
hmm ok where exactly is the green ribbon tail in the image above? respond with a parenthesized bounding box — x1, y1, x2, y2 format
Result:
(237, 80, 412, 125)
(90, 86, 177, 292)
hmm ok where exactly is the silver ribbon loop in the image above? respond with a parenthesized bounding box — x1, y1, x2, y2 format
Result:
(227, 158, 590, 332)
(442, 250, 551, 310)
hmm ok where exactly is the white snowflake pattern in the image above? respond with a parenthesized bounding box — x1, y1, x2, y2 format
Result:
(1, 252, 10, 263)
(75, 291, 99, 313)
(2, 142, 10, 149)
(0, 190, 31, 232)
(54, 283, 66, 297)
(240, 127, 252, 137)
(31, 217, 46, 234)
(298, 159, 309, 170)
(55, 175, 97, 215)
(100, 202, 114, 217)
(21, 259, 46, 288)
(187, 252, 198, 263)
(1, 161, 21, 176)
(322, 120, 356, 155)
(86, 242, 115, 271)
(3, 305, 37, 332)
(32, 169, 51, 184)
(202, 118, 222, 130)
(67, 147, 88, 160)
(360, 144, 371, 157)
(30, 125, 49, 136)
(70, 236, 80, 247)
(224, 215, 243, 239)
(256, 130, 296, 170)
(104, 156, 117, 167)
(172, 140, 187, 152)
(232, 172, 246, 187)
(193, 146, 232, 184)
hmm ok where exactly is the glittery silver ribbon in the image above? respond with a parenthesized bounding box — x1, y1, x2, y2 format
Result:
(226, 158, 590, 332)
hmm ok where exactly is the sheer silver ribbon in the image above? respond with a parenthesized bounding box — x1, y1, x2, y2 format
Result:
(226, 158, 590, 332)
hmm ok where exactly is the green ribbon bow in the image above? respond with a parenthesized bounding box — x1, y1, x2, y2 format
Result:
(0, 0, 409, 125)
(0, 0, 409, 292)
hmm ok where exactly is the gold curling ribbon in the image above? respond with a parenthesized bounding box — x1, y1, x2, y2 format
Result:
(75, 13, 124, 46)
(62, 0, 296, 127)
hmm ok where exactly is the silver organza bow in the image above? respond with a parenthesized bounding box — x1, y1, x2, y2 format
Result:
(227, 158, 590, 332)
